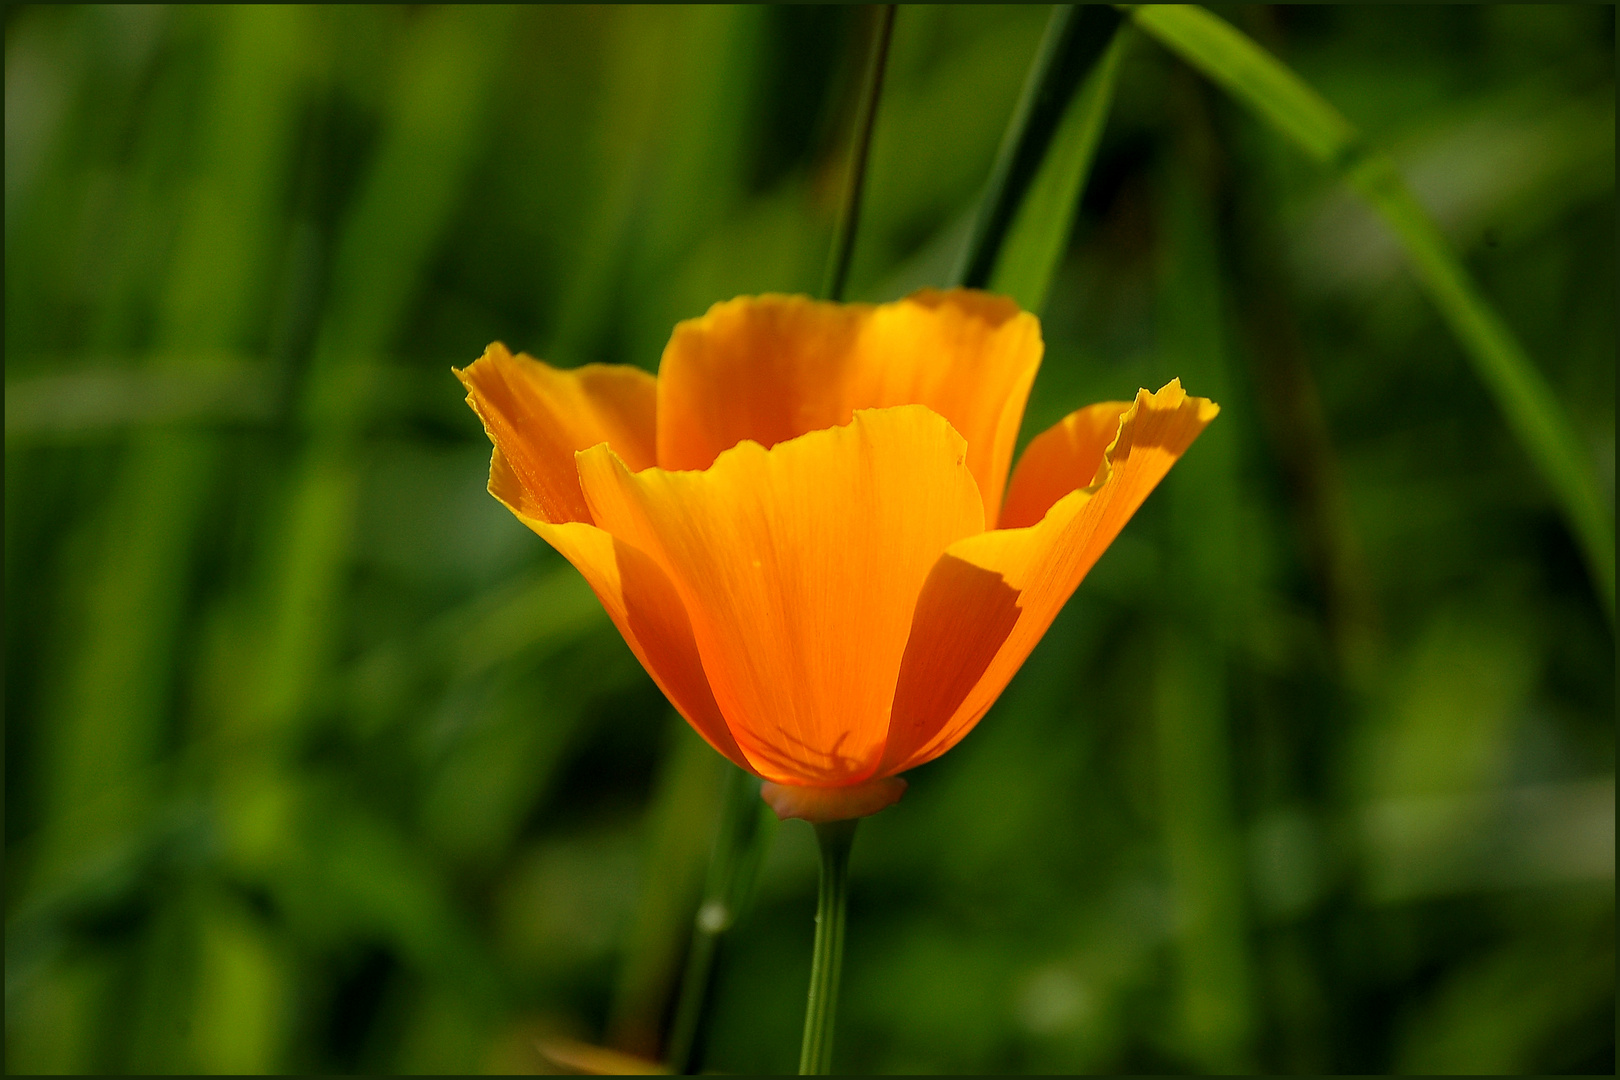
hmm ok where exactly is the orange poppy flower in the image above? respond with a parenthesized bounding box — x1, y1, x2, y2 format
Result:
(457, 290, 1217, 822)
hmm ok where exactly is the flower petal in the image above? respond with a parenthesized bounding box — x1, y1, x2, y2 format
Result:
(579, 405, 985, 785)
(656, 290, 1041, 525)
(882, 554, 1021, 775)
(879, 381, 1219, 775)
(458, 342, 657, 525)
(495, 493, 749, 771)
(999, 399, 1133, 529)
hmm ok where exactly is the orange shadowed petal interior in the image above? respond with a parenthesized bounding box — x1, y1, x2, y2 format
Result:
(501, 507, 750, 772)
(880, 380, 1219, 775)
(656, 290, 1042, 525)
(882, 554, 1020, 776)
(655, 296, 867, 471)
(999, 399, 1133, 529)
(457, 342, 656, 525)
(578, 405, 985, 786)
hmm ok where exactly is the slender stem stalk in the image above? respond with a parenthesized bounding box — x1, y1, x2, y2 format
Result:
(666, 768, 771, 1074)
(799, 819, 857, 1075)
(821, 4, 897, 302)
(665, 927, 718, 1073)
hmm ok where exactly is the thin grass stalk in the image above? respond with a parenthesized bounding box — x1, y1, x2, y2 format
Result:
(821, 4, 898, 303)
(666, 769, 771, 1073)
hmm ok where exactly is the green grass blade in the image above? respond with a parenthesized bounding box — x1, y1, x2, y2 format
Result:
(988, 25, 1130, 313)
(607, 721, 729, 1059)
(1154, 128, 1256, 1069)
(955, 4, 1124, 292)
(250, 8, 512, 742)
(4, 360, 276, 440)
(36, 5, 311, 891)
(821, 5, 897, 303)
(665, 767, 775, 1072)
(1125, 3, 1615, 618)
(1345, 158, 1616, 616)
(1124, 4, 1354, 167)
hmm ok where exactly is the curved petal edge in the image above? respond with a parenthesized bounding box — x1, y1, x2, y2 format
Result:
(655, 289, 1041, 525)
(457, 342, 657, 525)
(497, 504, 750, 774)
(1000, 399, 1134, 530)
(881, 379, 1219, 774)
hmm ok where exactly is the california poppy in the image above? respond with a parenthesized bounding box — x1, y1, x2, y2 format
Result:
(458, 290, 1216, 822)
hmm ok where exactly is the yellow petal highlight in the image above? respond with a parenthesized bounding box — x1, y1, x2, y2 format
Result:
(656, 289, 1042, 525)
(457, 342, 656, 525)
(498, 505, 750, 772)
(999, 399, 1133, 529)
(579, 406, 985, 785)
(880, 380, 1219, 774)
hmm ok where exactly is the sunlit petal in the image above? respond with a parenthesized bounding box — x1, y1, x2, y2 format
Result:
(580, 406, 985, 784)
(999, 399, 1133, 529)
(881, 553, 1021, 777)
(881, 381, 1219, 774)
(496, 489, 749, 771)
(458, 342, 656, 525)
(656, 290, 1041, 524)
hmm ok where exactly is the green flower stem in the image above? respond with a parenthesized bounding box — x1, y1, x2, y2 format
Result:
(799, 818, 858, 1075)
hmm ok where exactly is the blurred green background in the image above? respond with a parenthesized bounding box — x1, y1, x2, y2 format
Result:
(5, 4, 1613, 1074)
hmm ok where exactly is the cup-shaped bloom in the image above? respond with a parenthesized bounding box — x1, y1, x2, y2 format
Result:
(458, 290, 1216, 821)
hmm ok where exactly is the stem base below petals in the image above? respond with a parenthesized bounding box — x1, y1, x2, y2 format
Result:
(761, 777, 907, 822)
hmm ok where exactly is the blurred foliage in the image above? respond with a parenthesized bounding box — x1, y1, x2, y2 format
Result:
(5, 4, 1613, 1075)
